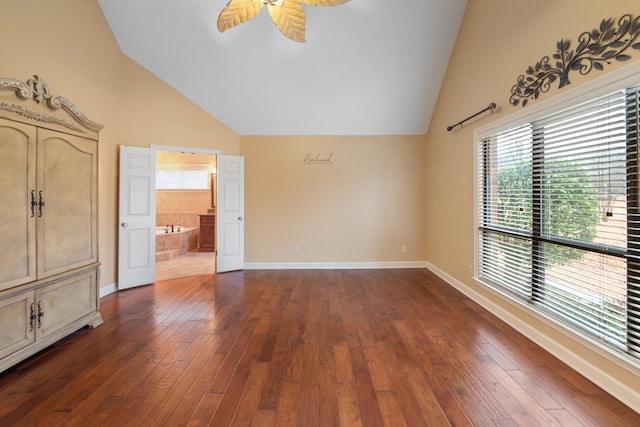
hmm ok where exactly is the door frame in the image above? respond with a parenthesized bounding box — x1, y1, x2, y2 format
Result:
(150, 144, 223, 275)
(116, 144, 231, 291)
(151, 145, 222, 157)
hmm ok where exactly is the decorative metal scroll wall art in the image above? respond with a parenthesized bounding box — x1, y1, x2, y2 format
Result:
(510, 14, 640, 107)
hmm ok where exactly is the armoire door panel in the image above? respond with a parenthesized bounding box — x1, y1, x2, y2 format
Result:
(0, 119, 37, 291)
(36, 129, 98, 279)
(0, 291, 35, 359)
(36, 270, 97, 339)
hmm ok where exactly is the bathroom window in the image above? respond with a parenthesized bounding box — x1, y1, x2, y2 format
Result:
(156, 164, 211, 190)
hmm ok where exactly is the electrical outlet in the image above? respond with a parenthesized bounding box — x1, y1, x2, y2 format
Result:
(293, 246, 299, 254)
(401, 245, 407, 253)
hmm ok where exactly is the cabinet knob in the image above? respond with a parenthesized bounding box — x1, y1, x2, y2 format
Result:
(238, 216, 244, 221)
(121, 222, 128, 228)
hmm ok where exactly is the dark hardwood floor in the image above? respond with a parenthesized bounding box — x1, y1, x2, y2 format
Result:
(0, 269, 638, 426)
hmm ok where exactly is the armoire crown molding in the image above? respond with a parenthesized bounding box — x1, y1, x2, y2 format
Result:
(0, 74, 103, 133)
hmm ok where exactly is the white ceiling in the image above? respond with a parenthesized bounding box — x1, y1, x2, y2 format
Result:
(97, 0, 468, 136)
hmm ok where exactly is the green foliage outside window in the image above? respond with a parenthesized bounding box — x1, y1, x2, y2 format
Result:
(496, 160, 599, 263)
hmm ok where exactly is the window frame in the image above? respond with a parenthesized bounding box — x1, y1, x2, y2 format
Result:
(474, 60, 640, 371)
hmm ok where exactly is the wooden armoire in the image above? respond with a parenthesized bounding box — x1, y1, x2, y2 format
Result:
(0, 75, 103, 373)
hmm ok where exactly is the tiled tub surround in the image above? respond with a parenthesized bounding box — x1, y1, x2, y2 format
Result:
(156, 212, 199, 229)
(156, 213, 200, 261)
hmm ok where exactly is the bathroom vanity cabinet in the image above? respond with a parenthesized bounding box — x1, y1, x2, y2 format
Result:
(199, 214, 216, 252)
(0, 75, 103, 373)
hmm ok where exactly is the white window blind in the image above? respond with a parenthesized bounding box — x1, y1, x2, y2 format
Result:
(156, 164, 211, 190)
(478, 84, 640, 358)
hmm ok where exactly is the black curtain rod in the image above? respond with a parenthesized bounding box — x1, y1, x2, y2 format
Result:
(447, 102, 496, 131)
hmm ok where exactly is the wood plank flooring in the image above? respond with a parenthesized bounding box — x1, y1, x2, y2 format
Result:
(0, 268, 639, 426)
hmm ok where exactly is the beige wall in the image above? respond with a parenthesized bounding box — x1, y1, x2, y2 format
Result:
(0, 0, 240, 290)
(241, 135, 426, 263)
(425, 0, 640, 410)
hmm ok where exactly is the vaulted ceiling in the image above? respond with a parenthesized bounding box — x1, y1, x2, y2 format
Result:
(97, 0, 468, 136)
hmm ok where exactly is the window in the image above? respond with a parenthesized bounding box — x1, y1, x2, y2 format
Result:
(156, 164, 211, 190)
(477, 75, 640, 361)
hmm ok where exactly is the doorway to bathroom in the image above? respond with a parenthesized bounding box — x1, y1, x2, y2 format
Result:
(119, 144, 244, 288)
(154, 149, 217, 281)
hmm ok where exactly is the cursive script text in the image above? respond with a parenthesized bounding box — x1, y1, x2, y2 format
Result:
(303, 152, 333, 165)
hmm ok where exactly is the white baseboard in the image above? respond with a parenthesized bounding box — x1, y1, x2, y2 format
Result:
(425, 262, 640, 414)
(99, 282, 117, 298)
(244, 261, 428, 270)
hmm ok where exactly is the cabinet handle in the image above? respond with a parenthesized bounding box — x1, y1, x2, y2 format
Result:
(30, 190, 36, 217)
(37, 301, 44, 328)
(38, 191, 45, 217)
(29, 303, 36, 331)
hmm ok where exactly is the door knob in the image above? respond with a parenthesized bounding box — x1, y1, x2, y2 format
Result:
(121, 222, 128, 227)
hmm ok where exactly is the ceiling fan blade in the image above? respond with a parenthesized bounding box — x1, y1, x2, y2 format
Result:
(217, 0, 264, 33)
(298, 0, 350, 6)
(268, 1, 307, 42)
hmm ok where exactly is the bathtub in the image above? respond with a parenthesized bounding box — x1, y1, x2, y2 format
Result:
(155, 226, 198, 261)
(156, 225, 186, 235)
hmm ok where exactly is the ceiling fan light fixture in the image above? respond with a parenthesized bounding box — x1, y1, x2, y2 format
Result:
(217, 0, 350, 43)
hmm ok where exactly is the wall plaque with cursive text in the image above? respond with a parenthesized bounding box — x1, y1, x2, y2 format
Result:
(303, 152, 333, 165)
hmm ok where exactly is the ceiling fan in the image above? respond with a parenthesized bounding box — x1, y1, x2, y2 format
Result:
(217, 0, 350, 43)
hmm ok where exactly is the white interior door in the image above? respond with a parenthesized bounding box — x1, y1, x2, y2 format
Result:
(118, 145, 156, 289)
(216, 155, 244, 273)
